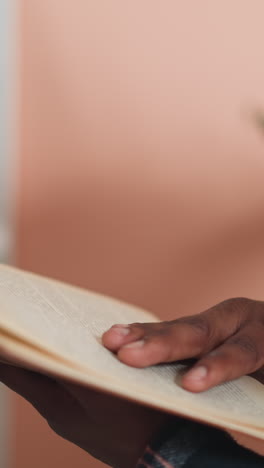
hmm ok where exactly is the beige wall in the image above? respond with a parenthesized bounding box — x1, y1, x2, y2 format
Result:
(13, 2, 264, 468)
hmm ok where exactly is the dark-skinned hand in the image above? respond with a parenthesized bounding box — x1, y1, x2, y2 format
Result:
(103, 297, 264, 392)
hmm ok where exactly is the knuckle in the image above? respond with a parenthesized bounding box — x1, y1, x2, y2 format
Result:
(217, 297, 249, 316)
(176, 315, 211, 338)
(230, 335, 260, 364)
(213, 297, 252, 329)
(217, 297, 249, 313)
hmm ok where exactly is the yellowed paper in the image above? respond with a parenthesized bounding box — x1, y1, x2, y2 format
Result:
(1, 264, 264, 441)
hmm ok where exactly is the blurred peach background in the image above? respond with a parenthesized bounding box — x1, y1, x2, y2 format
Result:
(10, 1, 264, 467)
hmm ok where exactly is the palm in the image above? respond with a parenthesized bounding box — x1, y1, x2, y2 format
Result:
(0, 363, 167, 468)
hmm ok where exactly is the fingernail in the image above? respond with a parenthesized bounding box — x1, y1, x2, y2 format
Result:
(185, 366, 207, 381)
(111, 325, 130, 336)
(123, 339, 145, 349)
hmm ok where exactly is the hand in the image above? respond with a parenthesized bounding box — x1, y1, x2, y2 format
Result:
(0, 364, 167, 468)
(103, 297, 264, 393)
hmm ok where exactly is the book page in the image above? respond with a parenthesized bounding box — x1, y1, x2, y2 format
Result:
(1, 264, 264, 439)
(0, 264, 157, 361)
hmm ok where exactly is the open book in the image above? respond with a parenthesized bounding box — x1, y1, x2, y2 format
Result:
(1, 263, 264, 450)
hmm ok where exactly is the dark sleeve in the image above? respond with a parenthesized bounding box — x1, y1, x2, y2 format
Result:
(136, 416, 264, 468)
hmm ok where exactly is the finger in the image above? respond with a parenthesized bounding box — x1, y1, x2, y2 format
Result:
(115, 311, 238, 368)
(103, 299, 245, 357)
(103, 300, 243, 363)
(182, 322, 264, 392)
(102, 322, 156, 351)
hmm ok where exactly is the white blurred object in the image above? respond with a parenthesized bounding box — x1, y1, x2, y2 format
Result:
(0, 223, 10, 262)
(0, 0, 14, 467)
